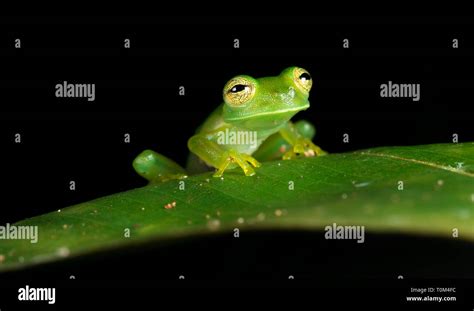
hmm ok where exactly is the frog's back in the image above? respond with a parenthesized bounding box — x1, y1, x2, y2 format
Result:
(186, 104, 226, 174)
(195, 104, 226, 134)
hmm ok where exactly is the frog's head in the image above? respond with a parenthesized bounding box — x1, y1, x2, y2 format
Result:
(222, 66, 313, 130)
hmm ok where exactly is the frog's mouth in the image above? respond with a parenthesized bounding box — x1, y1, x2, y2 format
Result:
(225, 104, 310, 122)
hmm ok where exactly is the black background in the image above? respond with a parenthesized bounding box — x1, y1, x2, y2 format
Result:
(0, 15, 473, 307)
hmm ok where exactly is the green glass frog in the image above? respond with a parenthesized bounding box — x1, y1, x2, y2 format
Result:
(133, 66, 326, 183)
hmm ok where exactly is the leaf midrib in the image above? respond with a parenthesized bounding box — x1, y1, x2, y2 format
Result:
(358, 151, 474, 178)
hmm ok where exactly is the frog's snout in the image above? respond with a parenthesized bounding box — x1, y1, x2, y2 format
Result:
(287, 87, 296, 99)
(279, 87, 296, 105)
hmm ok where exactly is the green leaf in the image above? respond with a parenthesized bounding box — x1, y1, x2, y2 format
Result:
(1, 142, 473, 271)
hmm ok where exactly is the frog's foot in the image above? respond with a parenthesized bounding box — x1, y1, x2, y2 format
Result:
(283, 138, 327, 160)
(213, 150, 261, 177)
(133, 149, 188, 183)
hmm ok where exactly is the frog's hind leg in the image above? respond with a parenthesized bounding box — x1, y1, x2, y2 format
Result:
(133, 149, 187, 183)
(252, 120, 318, 162)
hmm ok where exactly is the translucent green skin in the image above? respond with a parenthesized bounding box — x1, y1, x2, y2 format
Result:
(133, 67, 324, 182)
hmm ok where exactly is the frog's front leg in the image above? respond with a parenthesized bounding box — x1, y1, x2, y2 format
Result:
(187, 133, 261, 177)
(253, 120, 317, 162)
(279, 121, 327, 160)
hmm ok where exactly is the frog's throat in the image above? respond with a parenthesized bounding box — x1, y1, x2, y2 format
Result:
(224, 104, 309, 122)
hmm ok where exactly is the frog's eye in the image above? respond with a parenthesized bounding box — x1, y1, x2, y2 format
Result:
(223, 76, 256, 106)
(293, 67, 312, 93)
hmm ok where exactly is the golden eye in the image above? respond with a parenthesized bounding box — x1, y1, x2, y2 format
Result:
(223, 77, 256, 106)
(293, 67, 312, 93)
